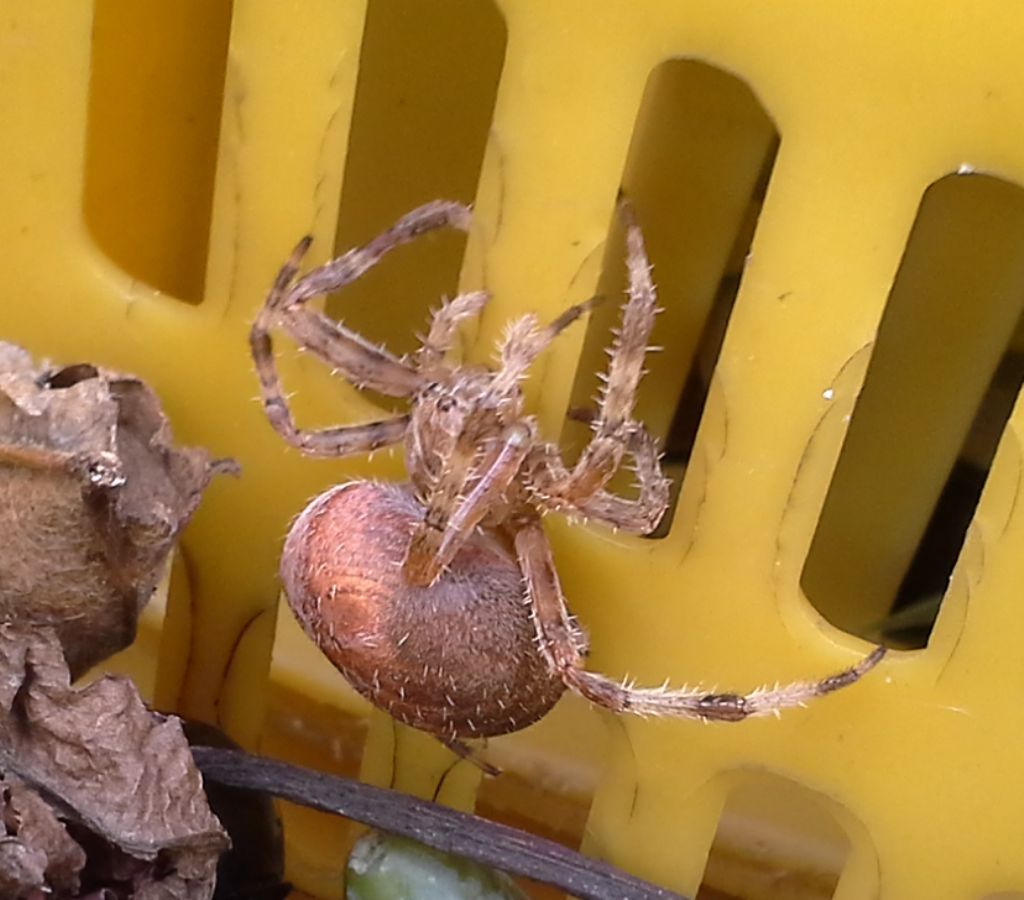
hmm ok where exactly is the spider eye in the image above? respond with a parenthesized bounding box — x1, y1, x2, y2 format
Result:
(436, 397, 455, 413)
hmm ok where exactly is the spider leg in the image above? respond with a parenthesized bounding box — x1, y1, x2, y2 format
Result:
(437, 735, 501, 777)
(517, 200, 668, 534)
(287, 200, 472, 305)
(403, 424, 533, 586)
(252, 201, 473, 399)
(266, 299, 422, 396)
(594, 198, 660, 436)
(510, 513, 885, 722)
(259, 395, 408, 458)
(415, 290, 490, 370)
(251, 270, 410, 455)
(490, 295, 602, 396)
(251, 202, 475, 454)
(568, 645, 886, 722)
(254, 236, 419, 399)
(508, 512, 590, 673)
(529, 416, 670, 534)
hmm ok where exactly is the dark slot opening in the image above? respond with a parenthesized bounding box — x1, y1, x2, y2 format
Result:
(697, 776, 851, 899)
(802, 173, 1024, 648)
(564, 58, 779, 538)
(660, 154, 776, 469)
(84, 0, 233, 303)
(328, 0, 507, 356)
(884, 340, 1024, 645)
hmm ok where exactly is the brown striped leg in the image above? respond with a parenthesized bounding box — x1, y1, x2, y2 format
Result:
(553, 198, 662, 505)
(415, 291, 490, 369)
(529, 416, 670, 534)
(510, 513, 886, 722)
(403, 425, 532, 586)
(250, 201, 476, 430)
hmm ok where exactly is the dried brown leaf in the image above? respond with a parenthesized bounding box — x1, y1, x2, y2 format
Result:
(0, 775, 85, 897)
(0, 624, 228, 898)
(0, 343, 222, 676)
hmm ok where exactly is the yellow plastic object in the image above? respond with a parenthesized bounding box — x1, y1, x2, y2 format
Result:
(6, 2, 1024, 899)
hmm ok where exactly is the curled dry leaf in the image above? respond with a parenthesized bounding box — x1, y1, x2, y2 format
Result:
(0, 342, 224, 676)
(0, 775, 85, 897)
(0, 624, 228, 898)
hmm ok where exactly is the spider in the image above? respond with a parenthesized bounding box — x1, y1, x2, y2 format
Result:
(250, 199, 885, 761)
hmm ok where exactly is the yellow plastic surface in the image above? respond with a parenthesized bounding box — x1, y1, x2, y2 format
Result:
(5, 3, 1024, 899)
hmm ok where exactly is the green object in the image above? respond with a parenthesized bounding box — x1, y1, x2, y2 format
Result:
(346, 831, 528, 900)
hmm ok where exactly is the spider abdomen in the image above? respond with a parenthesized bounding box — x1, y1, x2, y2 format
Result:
(281, 481, 566, 739)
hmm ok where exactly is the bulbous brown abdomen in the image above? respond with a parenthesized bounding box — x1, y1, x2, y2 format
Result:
(280, 481, 565, 739)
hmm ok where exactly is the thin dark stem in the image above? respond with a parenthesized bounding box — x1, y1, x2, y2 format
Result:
(191, 747, 685, 900)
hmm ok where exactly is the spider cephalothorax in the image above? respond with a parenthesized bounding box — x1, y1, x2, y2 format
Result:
(252, 200, 884, 758)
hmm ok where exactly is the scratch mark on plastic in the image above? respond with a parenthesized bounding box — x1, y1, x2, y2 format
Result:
(388, 717, 399, 791)
(936, 579, 971, 685)
(998, 428, 1023, 539)
(312, 57, 349, 233)
(214, 604, 269, 727)
(774, 342, 873, 595)
(488, 128, 508, 243)
(431, 756, 461, 804)
(172, 546, 200, 712)
(222, 68, 248, 324)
